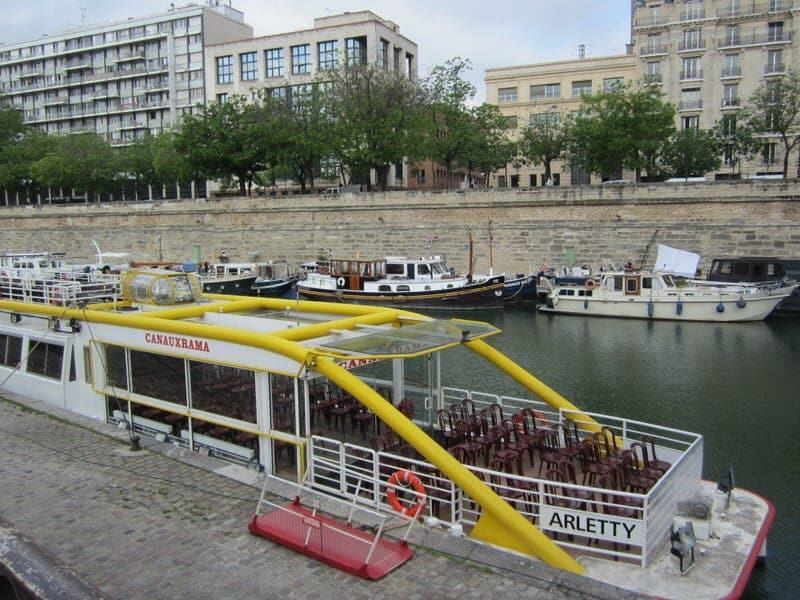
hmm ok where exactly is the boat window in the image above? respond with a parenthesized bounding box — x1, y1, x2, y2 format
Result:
(130, 349, 187, 405)
(105, 345, 128, 389)
(386, 263, 404, 276)
(425, 285, 431, 290)
(270, 374, 296, 434)
(69, 349, 76, 382)
(614, 276, 623, 291)
(447, 284, 453, 288)
(626, 278, 639, 293)
(642, 277, 652, 289)
(752, 264, 764, 278)
(663, 275, 675, 287)
(396, 285, 410, 292)
(578, 289, 585, 297)
(190, 361, 256, 423)
(0, 334, 23, 368)
(717, 261, 732, 275)
(734, 262, 749, 276)
(27, 341, 64, 380)
(767, 264, 777, 277)
(417, 264, 430, 276)
(431, 262, 446, 275)
(378, 285, 392, 292)
(83, 346, 93, 384)
(586, 290, 593, 297)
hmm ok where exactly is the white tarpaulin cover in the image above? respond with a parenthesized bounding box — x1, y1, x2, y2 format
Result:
(652, 244, 700, 277)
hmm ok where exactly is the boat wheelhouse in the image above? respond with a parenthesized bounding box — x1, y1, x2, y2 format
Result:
(541, 270, 797, 322)
(199, 262, 259, 295)
(708, 256, 800, 313)
(0, 270, 772, 597)
(296, 255, 505, 309)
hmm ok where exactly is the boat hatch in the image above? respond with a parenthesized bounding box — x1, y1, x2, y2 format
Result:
(319, 319, 499, 359)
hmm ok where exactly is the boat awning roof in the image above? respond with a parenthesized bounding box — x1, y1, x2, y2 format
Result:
(317, 318, 499, 359)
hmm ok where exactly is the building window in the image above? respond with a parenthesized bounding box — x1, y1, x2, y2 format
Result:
(269, 86, 287, 99)
(766, 49, 783, 73)
(530, 83, 561, 99)
(723, 83, 739, 106)
(681, 56, 700, 80)
(646, 33, 662, 53)
(723, 54, 741, 77)
(379, 39, 390, 69)
(497, 175, 506, 188)
(318, 40, 337, 71)
(216, 93, 228, 104)
(571, 80, 592, 97)
(762, 142, 777, 164)
(529, 174, 537, 187)
(291, 44, 310, 75)
(346, 37, 367, 65)
(682, 115, 700, 129)
(603, 77, 624, 91)
(498, 87, 518, 103)
(768, 21, 784, 42)
(215, 55, 233, 84)
(240, 51, 258, 81)
(265, 48, 284, 78)
(682, 29, 702, 50)
(680, 87, 701, 110)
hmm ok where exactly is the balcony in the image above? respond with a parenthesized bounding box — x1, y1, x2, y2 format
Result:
(764, 62, 786, 75)
(639, 45, 667, 56)
(678, 99, 703, 110)
(118, 121, 146, 131)
(678, 39, 705, 52)
(679, 69, 703, 81)
(722, 66, 743, 78)
(642, 73, 663, 85)
(718, 0, 790, 19)
(42, 96, 69, 106)
(64, 61, 92, 72)
(680, 9, 706, 22)
(718, 30, 792, 48)
(634, 15, 668, 28)
(721, 97, 741, 108)
(18, 69, 44, 79)
(115, 51, 146, 63)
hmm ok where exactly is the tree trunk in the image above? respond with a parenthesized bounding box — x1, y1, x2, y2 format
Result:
(544, 160, 551, 181)
(238, 174, 246, 196)
(782, 138, 790, 178)
(445, 162, 452, 190)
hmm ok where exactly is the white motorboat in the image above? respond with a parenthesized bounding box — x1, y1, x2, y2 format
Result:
(541, 269, 797, 322)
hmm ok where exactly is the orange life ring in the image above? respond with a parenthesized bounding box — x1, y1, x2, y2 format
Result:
(586, 279, 596, 289)
(386, 470, 427, 518)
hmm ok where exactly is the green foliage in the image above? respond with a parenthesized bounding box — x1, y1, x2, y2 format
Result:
(517, 111, 568, 180)
(740, 69, 800, 177)
(0, 102, 25, 146)
(712, 115, 759, 176)
(568, 84, 675, 181)
(325, 62, 428, 190)
(468, 103, 515, 185)
(660, 128, 721, 180)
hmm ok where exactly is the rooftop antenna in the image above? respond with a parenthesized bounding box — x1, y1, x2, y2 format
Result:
(578, 43, 586, 60)
(80, 1, 87, 25)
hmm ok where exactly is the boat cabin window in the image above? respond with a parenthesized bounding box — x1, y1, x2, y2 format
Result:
(83, 346, 93, 384)
(130, 349, 187, 405)
(577, 289, 592, 297)
(69, 350, 77, 382)
(431, 262, 446, 275)
(417, 264, 430, 277)
(270, 374, 296, 434)
(386, 263, 405, 277)
(0, 334, 23, 368)
(27, 341, 64, 380)
(105, 345, 128, 389)
(717, 261, 732, 275)
(397, 285, 410, 292)
(767, 263, 778, 277)
(734, 262, 750, 276)
(642, 277, 653, 290)
(613, 276, 624, 291)
(626, 278, 639, 294)
(558, 289, 575, 296)
(190, 361, 256, 424)
(378, 284, 392, 291)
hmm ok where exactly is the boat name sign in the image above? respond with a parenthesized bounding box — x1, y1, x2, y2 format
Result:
(540, 506, 643, 545)
(144, 332, 210, 353)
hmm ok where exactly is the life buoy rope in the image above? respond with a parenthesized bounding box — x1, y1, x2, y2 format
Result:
(386, 470, 427, 518)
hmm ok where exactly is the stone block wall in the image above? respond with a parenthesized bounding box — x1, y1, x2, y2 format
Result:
(2, 180, 799, 277)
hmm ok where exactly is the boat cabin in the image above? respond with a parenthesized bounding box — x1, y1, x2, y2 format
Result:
(708, 257, 800, 282)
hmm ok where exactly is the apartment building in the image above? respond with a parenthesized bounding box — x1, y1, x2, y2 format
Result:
(0, 2, 252, 145)
(205, 11, 418, 189)
(485, 53, 636, 187)
(632, 0, 798, 176)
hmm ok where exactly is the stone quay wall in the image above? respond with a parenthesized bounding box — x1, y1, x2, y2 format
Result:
(2, 180, 799, 276)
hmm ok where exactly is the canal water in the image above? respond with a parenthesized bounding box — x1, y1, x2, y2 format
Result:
(429, 305, 798, 600)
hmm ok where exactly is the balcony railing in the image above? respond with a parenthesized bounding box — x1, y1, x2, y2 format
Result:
(679, 99, 703, 110)
(680, 69, 703, 81)
(719, 30, 793, 48)
(765, 62, 786, 74)
(639, 45, 667, 55)
(722, 66, 743, 77)
(718, 0, 790, 19)
(680, 9, 706, 21)
(115, 51, 146, 63)
(634, 15, 668, 28)
(678, 39, 705, 51)
(721, 97, 741, 107)
(643, 73, 663, 84)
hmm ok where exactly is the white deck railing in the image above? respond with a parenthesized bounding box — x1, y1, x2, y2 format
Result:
(0, 270, 121, 306)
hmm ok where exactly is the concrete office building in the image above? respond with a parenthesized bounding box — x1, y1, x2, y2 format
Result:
(204, 11, 418, 190)
(631, 0, 798, 177)
(0, 1, 252, 146)
(485, 52, 636, 187)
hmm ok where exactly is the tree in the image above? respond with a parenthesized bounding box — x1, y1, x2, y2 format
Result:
(0, 101, 25, 147)
(469, 103, 515, 187)
(174, 95, 282, 195)
(517, 111, 568, 182)
(30, 134, 121, 201)
(0, 130, 48, 199)
(568, 84, 675, 182)
(712, 114, 759, 177)
(326, 63, 427, 190)
(660, 128, 721, 181)
(422, 58, 478, 189)
(740, 69, 800, 178)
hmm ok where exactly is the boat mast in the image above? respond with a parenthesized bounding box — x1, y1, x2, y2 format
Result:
(468, 232, 474, 281)
(639, 229, 659, 270)
(488, 220, 494, 277)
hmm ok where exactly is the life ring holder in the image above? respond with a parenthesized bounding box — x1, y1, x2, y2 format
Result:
(336, 277, 346, 288)
(386, 470, 427, 518)
(586, 279, 596, 289)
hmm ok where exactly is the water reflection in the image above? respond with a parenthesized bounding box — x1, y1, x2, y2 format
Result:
(426, 306, 798, 599)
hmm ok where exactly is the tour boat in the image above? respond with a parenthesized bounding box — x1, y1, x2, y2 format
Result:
(296, 255, 505, 309)
(0, 267, 773, 595)
(540, 269, 798, 322)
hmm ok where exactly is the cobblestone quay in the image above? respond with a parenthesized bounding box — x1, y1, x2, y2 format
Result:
(0, 396, 637, 599)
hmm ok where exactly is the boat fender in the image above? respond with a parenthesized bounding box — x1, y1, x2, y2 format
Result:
(716, 302, 725, 313)
(647, 302, 654, 318)
(336, 277, 346, 288)
(736, 297, 747, 309)
(676, 301, 684, 316)
(583, 299, 588, 310)
(386, 470, 427, 518)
